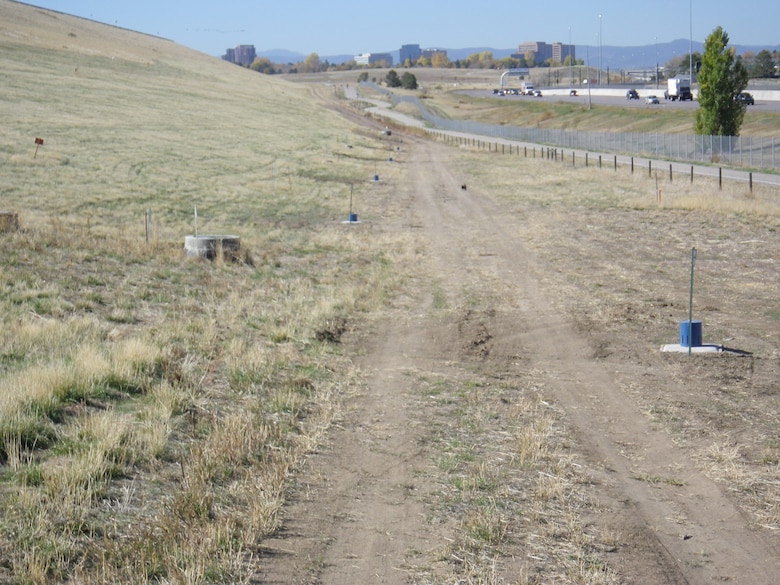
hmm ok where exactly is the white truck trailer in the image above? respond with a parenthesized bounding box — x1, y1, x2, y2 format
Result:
(664, 77, 693, 101)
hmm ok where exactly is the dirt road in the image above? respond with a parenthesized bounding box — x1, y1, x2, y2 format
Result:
(257, 130, 779, 584)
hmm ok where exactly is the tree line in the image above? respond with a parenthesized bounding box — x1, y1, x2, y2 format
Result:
(241, 45, 777, 79)
(664, 48, 778, 79)
(241, 50, 587, 76)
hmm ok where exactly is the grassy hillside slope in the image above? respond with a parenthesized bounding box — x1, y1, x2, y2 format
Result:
(1, 2, 405, 582)
(1, 1, 366, 232)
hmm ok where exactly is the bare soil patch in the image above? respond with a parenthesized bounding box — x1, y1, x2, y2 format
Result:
(257, 114, 780, 583)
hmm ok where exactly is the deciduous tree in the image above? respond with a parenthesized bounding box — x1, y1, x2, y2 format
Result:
(663, 52, 702, 78)
(496, 57, 522, 69)
(694, 27, 749, 136)
(431, 53, 450, 68)
(250, 57, 275, 74)
(301, 53, 322, 73)
(751, 50, 776, 78)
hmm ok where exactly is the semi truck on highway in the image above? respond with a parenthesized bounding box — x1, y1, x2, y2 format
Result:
(664, 77, 693, 101)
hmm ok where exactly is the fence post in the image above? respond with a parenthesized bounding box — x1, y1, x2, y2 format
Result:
(585, 152, 589, 167)
(599, 155, 602, 168)
(749, 172, 753, 194)
(573, 151, 576, 166)
(145, 209, 151, 245)
(719, 167, 722, 190)
(614, 155, 617, 171)
(631, 157, 634, 173)
(648, 160, 652, 177)
(669, 163, 673, 182)
(690, 165, 694, 183)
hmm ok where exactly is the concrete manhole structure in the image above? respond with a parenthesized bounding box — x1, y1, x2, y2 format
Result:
(184, 235, 241, 261)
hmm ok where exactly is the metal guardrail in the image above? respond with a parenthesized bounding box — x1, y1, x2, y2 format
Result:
(361, 82, 778, 172)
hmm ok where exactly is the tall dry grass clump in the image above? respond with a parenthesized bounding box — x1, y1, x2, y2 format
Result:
(420, 373, 622, 585)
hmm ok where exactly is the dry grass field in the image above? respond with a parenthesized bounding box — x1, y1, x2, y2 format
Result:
(2, 2, 780, 584)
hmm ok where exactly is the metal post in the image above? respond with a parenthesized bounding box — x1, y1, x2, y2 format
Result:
(688, 247, 697, 356)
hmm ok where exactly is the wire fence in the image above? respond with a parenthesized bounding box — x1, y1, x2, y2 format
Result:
(361, 83, 778, 172)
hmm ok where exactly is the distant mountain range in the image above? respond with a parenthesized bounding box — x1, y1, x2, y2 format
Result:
(258, 39, 779, 70)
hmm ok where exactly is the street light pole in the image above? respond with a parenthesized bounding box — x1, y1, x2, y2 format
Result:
(569, 27, 573, 92)
(689, 0, 694, 84)
(655, 36, 659, 89)
(599, 14, 602, 85)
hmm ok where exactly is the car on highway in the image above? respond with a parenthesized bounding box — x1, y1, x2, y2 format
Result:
(532, 89, 543, 97)
(645, 95, 660, 104)
(626, 89, 639, 100)
(735, 92, 755, 105)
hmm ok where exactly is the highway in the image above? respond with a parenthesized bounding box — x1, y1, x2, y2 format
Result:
(349, 86, 780, 189)
(470, 88, 780, 112)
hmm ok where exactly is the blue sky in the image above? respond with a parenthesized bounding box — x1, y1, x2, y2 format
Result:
(27, 1, 779, 57)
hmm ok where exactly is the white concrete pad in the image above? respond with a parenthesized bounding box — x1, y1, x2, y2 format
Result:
(661, 344, 722, 353)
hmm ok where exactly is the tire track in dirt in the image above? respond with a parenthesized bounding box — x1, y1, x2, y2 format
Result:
(403, 137, 779, 584)
(256, 130, 778, 584)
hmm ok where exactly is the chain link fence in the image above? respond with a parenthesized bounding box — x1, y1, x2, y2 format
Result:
(361, 83, 778, 171)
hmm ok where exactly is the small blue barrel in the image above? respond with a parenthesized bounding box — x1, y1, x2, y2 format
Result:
(348, 213, 358, 222)
(679, 320, 702, 347)
(373, 174, 379, 181)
